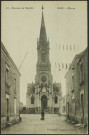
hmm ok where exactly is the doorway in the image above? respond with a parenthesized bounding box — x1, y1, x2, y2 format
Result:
(81, 94, 84, 123)
(6, 98, 9, 121)
(41, 95, 47, 111)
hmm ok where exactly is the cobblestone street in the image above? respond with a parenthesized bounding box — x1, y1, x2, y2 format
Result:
(1, 114, 87, 134)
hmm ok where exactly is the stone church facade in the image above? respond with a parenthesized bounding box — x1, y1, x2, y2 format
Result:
(26, 10, 62, 114)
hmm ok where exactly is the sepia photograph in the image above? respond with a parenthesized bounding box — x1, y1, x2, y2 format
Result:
(1, 1, 88, 134)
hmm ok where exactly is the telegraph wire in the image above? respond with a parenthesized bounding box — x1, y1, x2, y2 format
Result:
(9, 50, 29, 88)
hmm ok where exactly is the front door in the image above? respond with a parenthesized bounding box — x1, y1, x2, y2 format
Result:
(41, 95, 47, 111)
(6, 98, 9, 121)
(81, 94, 84, 123)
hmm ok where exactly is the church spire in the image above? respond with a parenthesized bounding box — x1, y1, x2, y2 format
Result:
(36, 6, 51, 72)
(39, 6, 47, 43)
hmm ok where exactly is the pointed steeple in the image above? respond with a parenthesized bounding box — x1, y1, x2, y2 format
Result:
(36, 6, 51, 72)
(39, 6, 47, 43)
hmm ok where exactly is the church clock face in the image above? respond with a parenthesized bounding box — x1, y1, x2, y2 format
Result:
(41, 75, 47, 82)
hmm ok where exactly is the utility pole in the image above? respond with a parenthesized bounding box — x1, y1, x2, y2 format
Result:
(9, 51, 28, 88)
(8, 51, 29, 121)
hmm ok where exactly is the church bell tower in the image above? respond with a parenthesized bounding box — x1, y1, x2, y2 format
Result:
(35, 6, 53, 113)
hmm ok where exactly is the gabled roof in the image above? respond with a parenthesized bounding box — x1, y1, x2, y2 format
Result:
(65, 47, 88, 78)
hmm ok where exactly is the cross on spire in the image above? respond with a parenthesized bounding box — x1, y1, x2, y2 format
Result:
(42, 5, 44, 11)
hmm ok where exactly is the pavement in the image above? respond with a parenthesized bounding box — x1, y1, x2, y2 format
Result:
(1, 114, 88, 134)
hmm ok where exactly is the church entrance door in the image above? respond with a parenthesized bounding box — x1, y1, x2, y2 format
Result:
(41, 95, 47, 112)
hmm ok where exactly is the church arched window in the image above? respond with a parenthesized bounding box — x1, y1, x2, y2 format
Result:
(42, 53, 46, 63)
(54, 96, 58, 104)
(31, 96, 34, 104)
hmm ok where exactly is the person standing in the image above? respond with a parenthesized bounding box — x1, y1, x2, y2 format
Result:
(41, 109, 45, 120)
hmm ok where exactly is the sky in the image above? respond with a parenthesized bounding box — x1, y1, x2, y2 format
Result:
(1, 1, 87, 105)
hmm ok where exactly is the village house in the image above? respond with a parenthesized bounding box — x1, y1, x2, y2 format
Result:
(65, 48, 88, 126)
(1, 42, 21, 128)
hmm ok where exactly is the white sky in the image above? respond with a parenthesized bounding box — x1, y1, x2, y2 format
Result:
(1, 1, 87, 105)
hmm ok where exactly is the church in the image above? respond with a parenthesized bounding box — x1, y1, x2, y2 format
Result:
(26, 8, 62, 114)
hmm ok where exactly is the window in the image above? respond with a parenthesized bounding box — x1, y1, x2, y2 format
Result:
(67, 102, 69, 114)
(14, 78, 16, 93)
(5, 64, 10, 86)
(5, 67, 9, 83)
(63, 106, 65, 112)
(81, 94, 84, 112)
(14, 98, 16, 114)
(31, 96, 34, 104)
(42, 53, 46, 63)
(72, 74, 75, 90)
(6, 94, 9, 121)
(54, 96, 58, 104)
(80, 63, 84, 83)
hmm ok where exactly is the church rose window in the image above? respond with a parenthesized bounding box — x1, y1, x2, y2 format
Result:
(41, 75, 47, 82)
